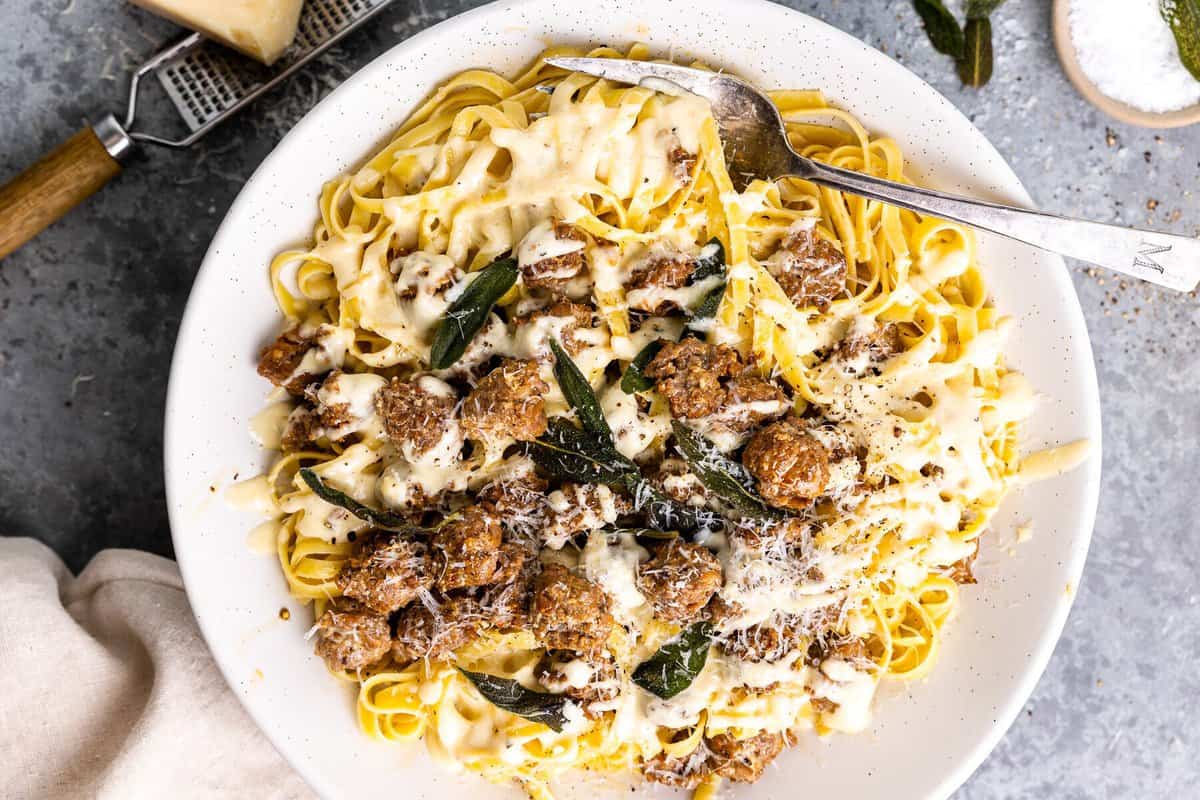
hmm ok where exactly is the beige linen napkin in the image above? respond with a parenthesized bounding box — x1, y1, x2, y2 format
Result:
(0, 537, 314, 800)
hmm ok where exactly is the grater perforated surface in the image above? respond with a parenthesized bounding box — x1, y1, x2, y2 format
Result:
(156, 0, 386, 132)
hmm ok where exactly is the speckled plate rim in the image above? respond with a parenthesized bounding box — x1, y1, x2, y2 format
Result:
(1052, 0, 1200, 129)
(164, 2, 1103, 799)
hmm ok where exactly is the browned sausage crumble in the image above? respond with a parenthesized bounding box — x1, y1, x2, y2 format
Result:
(743, 417, 833, 511)
(644, 338, 743, 419)
(767, 227, 847, 311)
(637, 540, 723, 624)
(461, 358, 549, 442)
(376, 377, 457, 456)
(521, 221, 587, 293)
(257, 327, 314, 395)
(531, 564, 615, 655)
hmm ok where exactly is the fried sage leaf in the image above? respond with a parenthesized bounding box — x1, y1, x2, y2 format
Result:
(957, 16, 994, 87)
(299, 468, 422, 531)
(458, 669, 569, 732)
(624, 473, 717, 534)
(632, 621, 714, 700)
(913, 0, 965, 58)
(671, 421, 783, 519)
(620, 339, 665, 394)
(429, 255, 518, 370)
(1162, 0, 1200, 80)
(550, 339, 613, 441)
(526, 419, 636, 486)
(689, 237, 727, 283)
(685, 282, 726, 332)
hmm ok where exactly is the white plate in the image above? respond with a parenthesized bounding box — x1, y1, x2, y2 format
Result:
(164, 1, 1102, 797)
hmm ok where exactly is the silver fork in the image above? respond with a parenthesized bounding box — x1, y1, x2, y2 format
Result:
(547, 57, 1200, 293)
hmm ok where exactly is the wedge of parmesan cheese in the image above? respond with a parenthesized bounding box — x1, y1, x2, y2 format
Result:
(128, 0, 305, 65)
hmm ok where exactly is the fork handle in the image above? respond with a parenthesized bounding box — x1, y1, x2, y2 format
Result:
(0, 116, 133, 261)
(800, 158, 1200, 292)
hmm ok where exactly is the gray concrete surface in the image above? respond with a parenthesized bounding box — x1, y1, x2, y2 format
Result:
(1, 0, 1197, 797)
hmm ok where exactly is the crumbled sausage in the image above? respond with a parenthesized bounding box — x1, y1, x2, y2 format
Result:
(743, 417, 832, 510)
(514, 300, 595, 355)
(947, 543, 978, 585)
(833, 322, 904, 372)
(668, 145, 697, 183)
(376, 377, 457, 457)
(637, 540, 723, 624)
(806, 632, 871, 667)
(644, 338, 742, 419)
(706, 731, 785, 782)
(719, 615, 806, 662)
(651, 458, 710, 508)
(626, 255, 696, 315)
(542, 483, 632, 549)
(336, 533, 434, 614)
(476, 544, 539, 631)
(531, 564, 614, 655)
(642, 748, 714, 789)
(538, 650, 620, 717)
(477, 472, 549, 519)
(767, 227, 846, 312)
(281, 405, 321, 451)
(521, 221, 587, 292)
(257, 327, 315, 395)
(312, 599, 392, 672)
(434, 505, 503, 590)
(391, 594, 485, 664)
(461, 359, 549, 442)
(715, 374, 790, 431)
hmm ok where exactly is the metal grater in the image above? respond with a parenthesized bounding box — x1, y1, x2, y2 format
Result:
(92, 0, 395, 156)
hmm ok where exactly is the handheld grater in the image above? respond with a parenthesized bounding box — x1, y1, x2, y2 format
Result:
(0, 0, 396, 260)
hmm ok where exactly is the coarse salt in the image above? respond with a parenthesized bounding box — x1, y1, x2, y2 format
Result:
(1069, 0, 1200, 113)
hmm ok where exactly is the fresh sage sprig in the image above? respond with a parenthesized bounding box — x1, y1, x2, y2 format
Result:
(429, 254, 518, 370)
(912, 0, 1008, 87)
(1162, 0, 1200, 80)
(671, 421, 783, 520)
(632, 621, 714, 699)
(299, 468, 424, 531)
(913, 0, 965, 58)
(458, 669, 569, 732)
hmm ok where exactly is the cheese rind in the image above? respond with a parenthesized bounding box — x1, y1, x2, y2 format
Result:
(128, 0, 304, 65)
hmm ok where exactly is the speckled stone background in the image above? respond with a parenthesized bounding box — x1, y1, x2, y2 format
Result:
(1, 0, 1197, 796)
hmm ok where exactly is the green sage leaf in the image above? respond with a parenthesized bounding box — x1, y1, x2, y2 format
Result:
(458, 669, 569, 732)
(913, 0, 965, 58)
(957, 16, 994, 87)
(671, 421, 783, 519)
(429, 255, 518, 370)
(689, 237, 727, 283)
(299, 468, 424, 531)
(632, 622, 713, 699)
(620, 339, 665, 394)
(550, 339, 613, 441)
(623, 473, 718, 534)
(964, 0, 1007, 19)
(526, 419, 637, 486)
(1162, 0, 1200, 81)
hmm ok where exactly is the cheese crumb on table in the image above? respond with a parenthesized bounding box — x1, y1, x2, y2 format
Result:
(128, 0, 305, 65)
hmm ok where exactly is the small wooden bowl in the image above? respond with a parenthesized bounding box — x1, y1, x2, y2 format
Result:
(1052, 0, 1200, 128)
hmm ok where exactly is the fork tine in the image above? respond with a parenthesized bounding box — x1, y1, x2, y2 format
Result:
(545, 57, 723, 100)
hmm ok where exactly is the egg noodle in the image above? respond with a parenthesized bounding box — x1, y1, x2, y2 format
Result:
(248, 43, 1055, 799)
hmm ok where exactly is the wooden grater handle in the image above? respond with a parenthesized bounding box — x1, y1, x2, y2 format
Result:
(0, 125, 124, 261)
